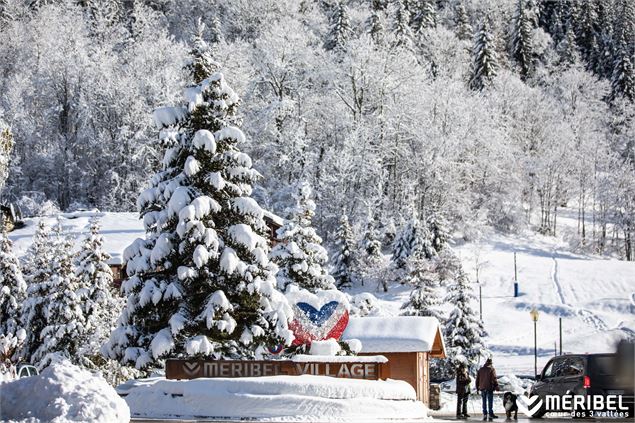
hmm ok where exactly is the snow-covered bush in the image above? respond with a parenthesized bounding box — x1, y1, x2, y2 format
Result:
(348, 292, 382, 317)
(0, 361, 130, 422)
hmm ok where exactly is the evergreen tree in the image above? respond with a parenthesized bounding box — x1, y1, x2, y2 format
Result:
(426, 213, 450, 253)
(75, 216, 121, 363)
(469, 17, 499, 91)
(510, 0, 536, 80)
(556, 22, 579, 67)
(325, 2, 351, 51)
(0, 230, 26, 340)
(611, 39, 635, 102)
(611, 0, 634, 101)
(367, 0, 385, 44)
(20, 222, 54, 363)
(0, 122, 13, 193)
(392, 0, 414, 49)
(331, 214, 357, 288)
(359, 214, 385, 287)
(32, 229, 86, 369)
(410, 0, 436, 33)
(400, 256, 442, 320)
(270, 182, 334, 292)
(186, 18, 220, 85)
(443, 259, 486, 374)
(104, 58, 293, 369)
(392, 215, 435, 269)
(454, 2, 472, 41)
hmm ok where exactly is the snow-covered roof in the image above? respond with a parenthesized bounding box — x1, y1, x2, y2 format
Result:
(262, 210, 283, 227)
(342, 316, 446, 357)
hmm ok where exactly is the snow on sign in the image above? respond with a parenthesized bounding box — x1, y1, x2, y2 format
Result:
(165, 358, 388, 380)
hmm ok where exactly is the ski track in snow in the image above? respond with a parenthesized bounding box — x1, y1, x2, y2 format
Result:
(550, 252, 567, 306)
(552, 249, 611, 334)
(577, 309, 609, 332)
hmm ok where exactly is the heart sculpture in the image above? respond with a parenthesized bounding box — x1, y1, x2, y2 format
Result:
(286, 288, 350, 347)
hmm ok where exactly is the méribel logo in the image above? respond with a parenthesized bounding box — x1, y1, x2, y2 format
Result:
(517, 393, 544, 417)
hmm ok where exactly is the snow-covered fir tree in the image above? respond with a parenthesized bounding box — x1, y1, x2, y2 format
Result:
(358, 214, 386, 287)
(186, 19, 220, 85)
(366, 0, 385, 44)
(270, 182, 334, 292)
(469, 16, 499, 90)
(610, 1, 634, 102)
(454, 2, 472, 40)
(74, 216, 121, 364)
(426, 213, 450, 253)
(400, 255, 442, 320)
(104, 59, 293, 369)
(0, 122, 13, 193)
(392, 0, 414, 48)
(510, 0, 536, 80)
(410, 0, 436, 33)
(19, 221, 53, 363)
(0, 230, 26, 340)
(331, 214, 357, 288)
(392, 215, 435, 270)
(32, 226, 86, 369)
(324, 1, 351, 51)
(442, 259, 486, 375)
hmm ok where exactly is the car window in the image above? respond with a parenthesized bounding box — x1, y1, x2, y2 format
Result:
(552, 357, 584, 377)
(543, 361, 555, 378)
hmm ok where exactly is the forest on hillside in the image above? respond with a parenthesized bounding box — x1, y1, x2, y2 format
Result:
(0, 0, 633, 259)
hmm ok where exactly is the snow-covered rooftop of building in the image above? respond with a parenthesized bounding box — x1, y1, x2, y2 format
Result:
(342, 316, 446, 356)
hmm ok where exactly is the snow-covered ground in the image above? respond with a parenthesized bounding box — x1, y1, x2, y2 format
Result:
(119, 375, 430, 421)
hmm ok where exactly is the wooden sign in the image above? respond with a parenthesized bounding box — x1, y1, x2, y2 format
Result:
(166, 359, 389, 381)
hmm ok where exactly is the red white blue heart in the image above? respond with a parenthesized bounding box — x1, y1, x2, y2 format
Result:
(289, 301, 349, 346)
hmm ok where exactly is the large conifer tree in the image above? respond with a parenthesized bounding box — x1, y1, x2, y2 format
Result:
(270, 182, 334, 292)
(104, 46, 293, 370)
(0, 230, 26, 340)
(32, 229, 86, 369)
(510, 0, 535, 79)
(331, 214, 357, 288)
(469, 17, 499, 90)
(20, 222, 53, 363)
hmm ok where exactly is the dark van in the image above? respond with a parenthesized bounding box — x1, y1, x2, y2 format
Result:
(530, 353, 634, 417)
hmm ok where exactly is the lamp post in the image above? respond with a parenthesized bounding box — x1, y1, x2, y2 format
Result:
(530, 308, 539, 377)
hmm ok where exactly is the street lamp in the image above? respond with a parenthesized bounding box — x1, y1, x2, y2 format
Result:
(530, 308, 539, 378)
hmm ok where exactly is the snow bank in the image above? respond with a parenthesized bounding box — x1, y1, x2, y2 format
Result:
(309, 338, 341, 356)
(123, 375, 429, 421)
(0, 361, 130, 422)
(342, 316, 443, 353)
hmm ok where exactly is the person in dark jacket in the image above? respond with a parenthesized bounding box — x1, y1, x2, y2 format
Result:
(455, 364, 471, 419)
(476, 358, 499, 421)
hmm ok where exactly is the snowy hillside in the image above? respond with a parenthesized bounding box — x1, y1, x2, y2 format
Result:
(349, 213, 635, 376)
(8, 211, 143, 265)
(9, 210, 633, 377)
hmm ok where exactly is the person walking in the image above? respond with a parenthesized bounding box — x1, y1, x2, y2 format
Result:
(455, 364, 471, 419)
(476, 357, 499, 421)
